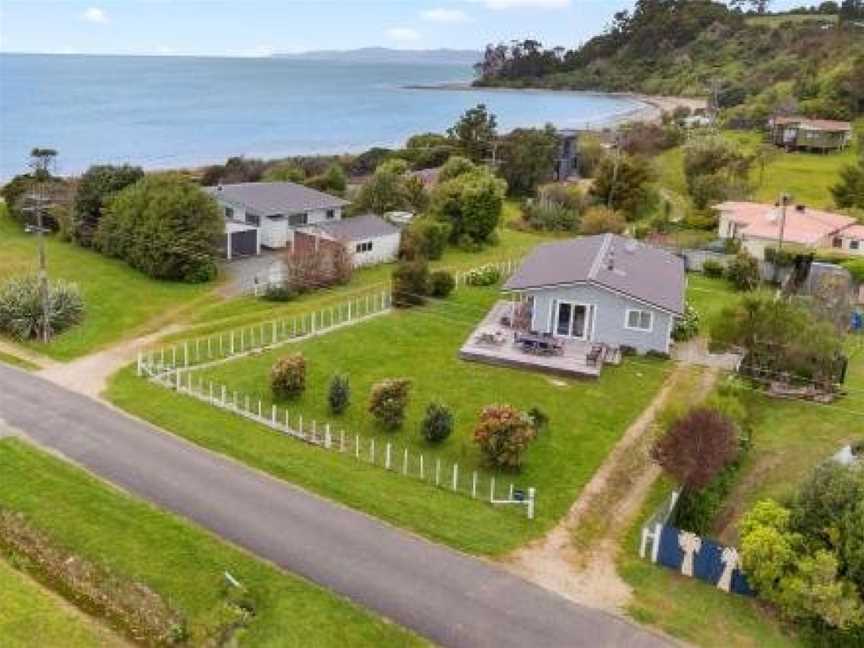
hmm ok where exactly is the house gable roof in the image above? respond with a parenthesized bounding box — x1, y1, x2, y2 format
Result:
(204, 182, 350, 215)
(771, 116, 853, 132)
(715, 201, 856, 245)
(307, 213, 400, 242)
(503, 235, 686, 315)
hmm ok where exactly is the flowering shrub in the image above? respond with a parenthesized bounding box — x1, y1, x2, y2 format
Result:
(270, 353, 306, 399)
(368, 378, 412, 430)
(672, 302, 700, 342)
(464, 265, 501, 287)
(473, 404, 537, 469)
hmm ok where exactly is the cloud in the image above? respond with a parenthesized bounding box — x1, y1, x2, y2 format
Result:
(421, 8, 470, 24)
(473, 0, 570, 9)
(386, 27, 421, 43)
(82, 7, 109, 23)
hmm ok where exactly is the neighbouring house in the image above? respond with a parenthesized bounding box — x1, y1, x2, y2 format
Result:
(296, 213, 401, 268)
(206, 181, 350, 257)
(768, 116, 853, 153)
(460, 235, 685, 378)
(683, 115, 712, 129)
(715, 201, 863, 259)
(553, 129, 581, 181)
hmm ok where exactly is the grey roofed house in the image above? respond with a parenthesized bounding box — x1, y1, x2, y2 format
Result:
(204, 181, 350, 215)
(310, 213, 400, 241)
(503, 234, 685, 315)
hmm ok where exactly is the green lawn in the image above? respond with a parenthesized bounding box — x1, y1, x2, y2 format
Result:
(685, 273, 748, 331)
(0, 207, 216, 360)
(653, 128, 859, 213)
(617, 479, 802, 648)
(0, 438, 423, 647)
(0, 557, 125, 648)
(714, 338, 864, 545)
(109, 286, 670, 555)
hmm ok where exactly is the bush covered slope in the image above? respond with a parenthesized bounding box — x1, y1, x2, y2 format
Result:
(475, 1, 864, 122)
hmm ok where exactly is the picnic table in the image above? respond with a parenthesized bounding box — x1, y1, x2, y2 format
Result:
(515, 333, 564, 356)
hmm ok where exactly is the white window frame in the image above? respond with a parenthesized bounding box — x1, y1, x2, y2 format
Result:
(551, 300, 592, 340)
(624, 308, 653, 333)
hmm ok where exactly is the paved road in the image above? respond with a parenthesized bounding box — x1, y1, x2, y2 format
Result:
(0, 364, 672, 648)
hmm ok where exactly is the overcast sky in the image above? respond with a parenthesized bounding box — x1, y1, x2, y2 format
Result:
(0, 0, 805, 57)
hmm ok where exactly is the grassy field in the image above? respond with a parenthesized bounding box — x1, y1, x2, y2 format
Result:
(0, 557, 126, 648)
(109, 285, 671, 555)
(0, 349, 38, 370)
(617, 479, 802, 648)
(0, 207, 216, 361)
(714, 338, 864, 544)
(653, 129, 858, 212)
(0, 438, 423, 647)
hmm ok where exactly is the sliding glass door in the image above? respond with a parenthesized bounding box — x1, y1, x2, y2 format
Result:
(555, 301, 589, 339)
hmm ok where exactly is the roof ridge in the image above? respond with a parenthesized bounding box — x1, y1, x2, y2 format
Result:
(587, 233, 612, 281)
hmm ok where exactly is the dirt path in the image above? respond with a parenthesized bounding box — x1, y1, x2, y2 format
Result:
(36, 325, 185, 398)
(503, 365, 719, 613)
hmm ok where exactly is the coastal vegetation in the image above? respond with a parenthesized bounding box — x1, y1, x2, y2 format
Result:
(474, 1, 864, 123)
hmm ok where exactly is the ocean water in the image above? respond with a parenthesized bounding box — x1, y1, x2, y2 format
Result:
(0, 54, 643, 179)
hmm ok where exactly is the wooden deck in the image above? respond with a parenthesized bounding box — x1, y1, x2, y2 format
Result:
(458, 302, 605, 379)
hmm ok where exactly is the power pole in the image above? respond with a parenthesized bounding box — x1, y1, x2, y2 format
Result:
(26, 148, 58, 343)
(777, 193, 791, 251)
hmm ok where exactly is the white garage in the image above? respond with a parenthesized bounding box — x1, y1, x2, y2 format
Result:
(303, 214, 402, 268)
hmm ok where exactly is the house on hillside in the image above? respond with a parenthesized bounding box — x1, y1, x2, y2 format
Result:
(715, 201, 863, 258)
(206, 181, 350, 257)
(553, 129, 581, 181)
(768, 116, 853, 153)
(460, 235, 686, 377)
(295, 213, 401, 268)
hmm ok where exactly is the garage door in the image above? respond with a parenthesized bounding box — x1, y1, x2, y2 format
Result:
(230, 229, 258, 258)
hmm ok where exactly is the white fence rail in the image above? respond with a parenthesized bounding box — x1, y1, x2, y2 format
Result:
(143, 365, 535, 518)
(139, 288, 392, 374)
(137, 257, 536, 518)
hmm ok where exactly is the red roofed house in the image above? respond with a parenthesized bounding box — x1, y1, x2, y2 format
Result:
(715, 201, 864, 258)
(768, 116, 853, 153)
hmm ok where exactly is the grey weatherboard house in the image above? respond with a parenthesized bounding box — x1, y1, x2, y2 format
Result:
(503, 235, 686, 355)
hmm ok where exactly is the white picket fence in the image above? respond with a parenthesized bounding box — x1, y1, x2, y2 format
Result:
(138, 288, 392, 374)
(143, 366, 536, 518)
(137, 256, 536, 518)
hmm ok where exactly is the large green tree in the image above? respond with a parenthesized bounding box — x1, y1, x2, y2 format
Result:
(430, 167, 506, 245)
(683, 136, 752, 210)
(497, 126, 558, 196)
(447, 104, 498, 164)
(590, 154, 657, 220)
(72, 164, 144, 247)
(96, 173, 222, 282)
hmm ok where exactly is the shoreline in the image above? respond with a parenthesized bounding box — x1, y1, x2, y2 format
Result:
(407, 82, 708, 127)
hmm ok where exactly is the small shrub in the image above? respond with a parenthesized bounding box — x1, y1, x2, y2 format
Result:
(726, 250, 760, 291)
(420, 401, 454, 443)
(262, 283, 296, 302)
(0, 275, 85, 341)
(764, 246, 796, 268)
(368, 378, 412, 430)
(464, 265, 501, 286)
(578, 206, 626, 235)
(392, 258, 430, 307)
(671, 302, 700, 342)
(328, 374, 350, 415)
(702, 259, 725, 278)
(270, 353, 306, 399)
(473, 404, 537, 470)
(428, 271, 455, 298)
(672, 460, 743, 534)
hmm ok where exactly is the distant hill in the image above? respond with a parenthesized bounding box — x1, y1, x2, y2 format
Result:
(272, 47, 480, 66)
(474, 3, 864, 124)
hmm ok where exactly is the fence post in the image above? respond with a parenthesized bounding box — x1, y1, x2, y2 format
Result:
(284, 409, 290, 431)
(171, 346, 177, 368)
(452, 463, 459, 491)
(340, 430, 345, 452)
(271, 404, 277, 425)
(298, 415, 304, 438)
(435, 459, 441, 486)
(490, 477, 495, 502)
(312, 419, 317, 443)
(257, 400, 262, 419)
(509, 483, 514, 500)
(348, 300, 352, 321)
(651, 522, 663, 563)
(325, 424, 332, 449)
(311, 312, 316, 335)
(221, 385, 227, 405)
(402, 448, 408, 475)
(472, 472, 477, 498)
(136, 351, 143, 377)
(355, 434, 359, 457)
(272, 320, 277, 344)
(527, 487, 535, 520)
(385, 443, 392, 470)
(370, 438, 375, 463)
(419, 454, 424, 479)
